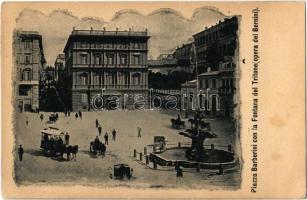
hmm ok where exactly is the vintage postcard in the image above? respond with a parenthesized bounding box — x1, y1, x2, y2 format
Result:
(1, 1, 306, 198)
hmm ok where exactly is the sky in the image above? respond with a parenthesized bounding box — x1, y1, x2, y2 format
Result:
(14, 2, 231, 65)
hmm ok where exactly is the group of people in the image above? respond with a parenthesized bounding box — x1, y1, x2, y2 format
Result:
(42, 132, 70, 146)
(75, 111, 83, 120)
(95, 119, 117, 145)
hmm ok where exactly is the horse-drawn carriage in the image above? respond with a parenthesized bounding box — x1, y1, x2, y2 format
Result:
(90, 139, 106, 156)
(48, 113, 58, 123)
(111, 164, 133, 180)
(40, 127, 65, 155)
(40, 127, 78, 161)
(153, 136, 166, 153)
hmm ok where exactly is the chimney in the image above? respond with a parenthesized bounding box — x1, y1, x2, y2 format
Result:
(90, 27, 93, 31)
(73, 26, 75, 31)
(103, 27, 106, 31)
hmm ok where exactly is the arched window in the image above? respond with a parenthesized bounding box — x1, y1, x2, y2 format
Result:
(22, 68, 31, 81)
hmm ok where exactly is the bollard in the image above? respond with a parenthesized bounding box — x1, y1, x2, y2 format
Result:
(133, 149, 137, 157)
(153, 160, 157, 169)
(144, 147, 147, 155)
(146, 156, 149, 164)
(140, 152, 143, 161)
(218, 164, 223, 175)
(211, 144, 214, 150)
(196, 163, 201, 172)
(228, 144, 232, 152)
(178, 142, 181, 148)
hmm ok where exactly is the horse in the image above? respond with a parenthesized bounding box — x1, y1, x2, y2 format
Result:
(66, 145, 78, 161)
(170, 119, 185, 129)
(90, 141, 106, 156)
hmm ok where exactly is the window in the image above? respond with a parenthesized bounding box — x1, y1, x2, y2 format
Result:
(132, 73, 141, 85)
(124, 73, 129, 85)
(212, 79, 216, 88)
(24, 40, 31, 49)
(120, 54, 127, 65)
(22, 69, 31, 81)
(25, 54, 31, 64)
(81, 93, 88, 104)
(80, 73, 88, 85)
(94, 54, 101, 65)
(205, 80, 209, 88)
(107, 54, 115, 65)
(80, 54, 88, 64)
(19, 85, 31, 96)
(93, 74, 101, 86)
(81, 42, 87, 48)
(132, 55, 140, 65)
(111, 72, 117, 86)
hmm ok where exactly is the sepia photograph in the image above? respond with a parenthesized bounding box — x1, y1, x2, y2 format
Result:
(12, 4, 241, 189)
(1, 1, 305, 198)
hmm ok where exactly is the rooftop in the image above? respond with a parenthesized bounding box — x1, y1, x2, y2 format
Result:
(70, 27, 149, 37)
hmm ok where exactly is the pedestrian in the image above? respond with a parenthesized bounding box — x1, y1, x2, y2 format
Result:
(95, 119, 99, 128)
(64, 110, 67, 117)
(75, 113, 78, 120)
(26, 117, 29, 126)
(175, 162, 183, 178)
(137, 126, 141, 138)
(98, 125, 102, 136)
(40, 113, 44, 122)
(78, 111, 82, 119)
(112, 129, 116, 141)
(104, 132, 109, 145)
(65, 132, 70, 145)
(68, 110, 70, 117)
(18, 145, 24, 162)
(55, 113, 59, 121)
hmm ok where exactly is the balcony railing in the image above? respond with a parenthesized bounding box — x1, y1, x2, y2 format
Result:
(73, 84, 147, 90)
(71, 30, 148, 37)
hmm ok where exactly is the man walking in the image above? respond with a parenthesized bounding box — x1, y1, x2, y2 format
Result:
(18, 145, 24, 162)
(40, 113, 44, 122)
(95, 119, 99, 128)
(78, 111, 82, 119)
(104, 132, 109, 145)
(98, 125, 102, 136)
(137, 126, 141, 138)
(65, 132, 70, 145)
(112, 129, 116, 141)
(26, 117, 29, 126)
(75, 113, 78, 120)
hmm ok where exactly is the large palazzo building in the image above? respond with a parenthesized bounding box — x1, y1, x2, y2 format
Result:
(13, 31, 46, 112)
(61, 28, 150, 111)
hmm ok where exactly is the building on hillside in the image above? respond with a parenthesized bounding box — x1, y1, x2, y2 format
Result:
(62, 27, 150, 111)
(13, 30, 46, 112)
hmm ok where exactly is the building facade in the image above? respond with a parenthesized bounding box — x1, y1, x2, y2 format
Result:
(62, 28, 150, 111)
(193, 16, 238, 73)
(181, 16, 238, 117)
(13, 31, 46, 112)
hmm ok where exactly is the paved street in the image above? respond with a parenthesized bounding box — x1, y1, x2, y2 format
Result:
(14, 110, 240, 189)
